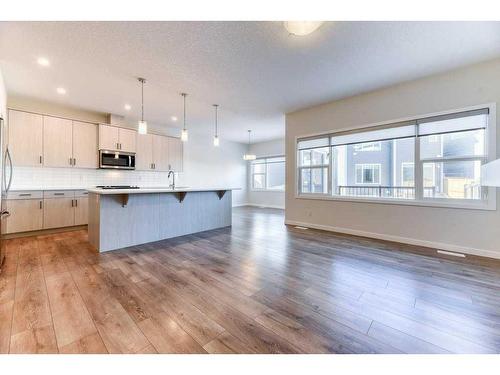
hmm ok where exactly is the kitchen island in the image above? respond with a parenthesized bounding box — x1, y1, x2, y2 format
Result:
(87, 187, 236, 252)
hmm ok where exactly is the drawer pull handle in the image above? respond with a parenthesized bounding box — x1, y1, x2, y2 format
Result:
(54, 193, 65, 196)
(19, 193, 32, 197)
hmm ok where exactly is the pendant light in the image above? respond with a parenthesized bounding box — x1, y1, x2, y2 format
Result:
(180, 93, 188, 142)
(243, 130, 256, 160)
(137, 78, 147, 135)
(213, 104, 220, 147)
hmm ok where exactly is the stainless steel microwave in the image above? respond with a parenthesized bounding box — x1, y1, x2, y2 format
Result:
(99, 150, 136, 170)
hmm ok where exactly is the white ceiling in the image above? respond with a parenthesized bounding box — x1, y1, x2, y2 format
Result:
(1, 21, 500, 143)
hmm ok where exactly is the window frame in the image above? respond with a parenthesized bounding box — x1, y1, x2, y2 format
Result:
(250, 155, 286, 192)
(297, 141, 331, 196)
(355, 163, 382, 185)
(295, 103, 496, 211)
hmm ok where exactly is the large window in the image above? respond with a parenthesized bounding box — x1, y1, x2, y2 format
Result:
(296, 107, 492, 207)
(251, 156, 285, 191)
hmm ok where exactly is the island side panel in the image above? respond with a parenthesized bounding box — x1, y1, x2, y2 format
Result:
(98, 193, 161, 252)
(159, 190, 232, 239)
(88, 192, 101, 251)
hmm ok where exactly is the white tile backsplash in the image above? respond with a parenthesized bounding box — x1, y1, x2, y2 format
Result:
(10, 167, 173, 190)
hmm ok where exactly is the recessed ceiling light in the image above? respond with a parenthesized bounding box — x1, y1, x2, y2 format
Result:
(37, 57, 50, 67)
(124, 104, 131, 111)
(283, 21, 324, 36)
(56, 87, 66, 95)
(171, 116, 178, 122)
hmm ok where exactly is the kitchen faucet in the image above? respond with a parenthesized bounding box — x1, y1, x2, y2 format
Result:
(168, 170, 176, 189)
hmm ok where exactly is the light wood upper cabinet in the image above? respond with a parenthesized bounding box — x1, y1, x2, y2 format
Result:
(99, 124, 137, 153)
(74, 197, 88, 225)
(43, 116, 74, 167)
(73, 121, 98, 168)
(168, 137, 183, 172)
(3, 199, 43, 234)
(153, 135, 170, 171)
(8, 109, 43, 167)
(43, 198, 75, 229)
(118, 128, 136, 153)
(136, 134, 154, 170)
(99, 124, 120, 151)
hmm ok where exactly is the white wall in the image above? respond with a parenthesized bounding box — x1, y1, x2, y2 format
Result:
(286, 58, 500, 259)
(7, 96, 248, 206)
(247, 138, 285, 209)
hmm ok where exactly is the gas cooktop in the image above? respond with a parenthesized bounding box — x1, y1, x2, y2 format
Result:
(96, 185, 140, 190)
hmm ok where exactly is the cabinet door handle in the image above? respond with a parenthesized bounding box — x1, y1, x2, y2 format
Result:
(69, 157, 72, 165)
(75, 199, 78, 207)
(39, 200, 42, 209)
(39, 155, 43, 164)
(73, 158, 76, 166)
(71, 199, 74, 207)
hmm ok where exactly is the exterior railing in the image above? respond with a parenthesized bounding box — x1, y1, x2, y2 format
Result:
(337, 185, 436, 199)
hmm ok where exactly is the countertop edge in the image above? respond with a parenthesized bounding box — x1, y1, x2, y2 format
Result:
(86, 187, 241, 195)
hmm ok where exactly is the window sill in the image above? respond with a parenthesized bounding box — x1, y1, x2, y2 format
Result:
(295, 193, 496, 211)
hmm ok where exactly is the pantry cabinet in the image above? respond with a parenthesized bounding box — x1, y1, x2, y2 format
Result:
(8, 109, 44, 167)
(99, 124, 136, 153)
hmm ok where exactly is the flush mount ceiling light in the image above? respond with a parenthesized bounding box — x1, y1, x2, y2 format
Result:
(137, 78, 147, 135)
(37, 57, 50, 67)
(243, 130, 256, 160)
(283, 21, 324, 36)
(56, 87, 66, 95)
(181, 93, 189, 142)
(213, 104, 220, 147)
(171, 116, 178, 122)
(124, 104, 131, 111)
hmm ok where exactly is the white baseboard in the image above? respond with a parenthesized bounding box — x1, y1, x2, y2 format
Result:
(284, 219, 500, 260)
(245, 203, 285, 210)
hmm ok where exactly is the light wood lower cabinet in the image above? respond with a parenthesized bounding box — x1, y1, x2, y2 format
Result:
(43, 198, 75, 229)
(3, 199, 43, 234)
(3, 191, 90, 234)
(74, 197, 88, 226)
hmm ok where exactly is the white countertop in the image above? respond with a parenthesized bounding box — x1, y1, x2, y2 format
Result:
(86, 187, 240, 195)
(9, 187, 90, 192)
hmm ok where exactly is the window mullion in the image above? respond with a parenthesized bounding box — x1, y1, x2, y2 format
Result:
(415, 135, 423, 200)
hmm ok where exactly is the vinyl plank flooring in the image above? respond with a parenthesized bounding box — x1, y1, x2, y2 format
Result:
(2, 206, 500, 354)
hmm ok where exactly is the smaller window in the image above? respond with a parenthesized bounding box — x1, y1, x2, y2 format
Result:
(355, 164, 381, 184)
(251, 156, 285, 191)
